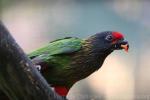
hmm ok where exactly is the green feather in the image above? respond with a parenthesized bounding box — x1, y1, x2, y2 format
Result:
(28, 37, 84, 86)
(28, 37, 83, 58)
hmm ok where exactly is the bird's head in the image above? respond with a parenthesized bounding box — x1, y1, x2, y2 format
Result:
(90, 31, 129, 53)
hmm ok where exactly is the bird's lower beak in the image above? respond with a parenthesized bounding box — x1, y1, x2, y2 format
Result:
(121, 44, 129, 52)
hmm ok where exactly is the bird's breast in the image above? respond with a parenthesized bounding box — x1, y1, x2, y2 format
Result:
(67, 52, 105, 81)
(64, 42, 112, 83)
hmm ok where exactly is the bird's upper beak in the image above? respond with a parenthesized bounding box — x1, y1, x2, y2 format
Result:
(112, 40, 129, 52)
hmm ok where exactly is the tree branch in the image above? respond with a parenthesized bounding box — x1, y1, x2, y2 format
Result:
(0, 21, 65, 100)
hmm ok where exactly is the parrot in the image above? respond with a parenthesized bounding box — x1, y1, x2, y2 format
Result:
(28, 31, 129, 98)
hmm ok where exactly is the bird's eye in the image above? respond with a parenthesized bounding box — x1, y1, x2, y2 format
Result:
(105, 35, 113, 41)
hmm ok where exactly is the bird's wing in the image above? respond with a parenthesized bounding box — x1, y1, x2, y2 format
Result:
(27, 37, 85, 88)
(28, 37, 83, 59)
(28, 37, 83, 66)
(28, 37, 83, 86)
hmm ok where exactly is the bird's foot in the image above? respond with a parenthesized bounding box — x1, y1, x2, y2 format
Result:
(35, 65, 41, 72)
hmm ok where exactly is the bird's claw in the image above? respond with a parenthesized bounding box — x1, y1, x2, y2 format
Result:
(35, 65, 41, 71)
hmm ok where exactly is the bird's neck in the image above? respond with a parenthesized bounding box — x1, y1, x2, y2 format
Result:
(83, 38, 113, 63)
(87, 47, 112, 70)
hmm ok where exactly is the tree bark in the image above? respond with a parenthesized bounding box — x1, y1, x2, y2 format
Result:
(0, 21, 65, 100)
